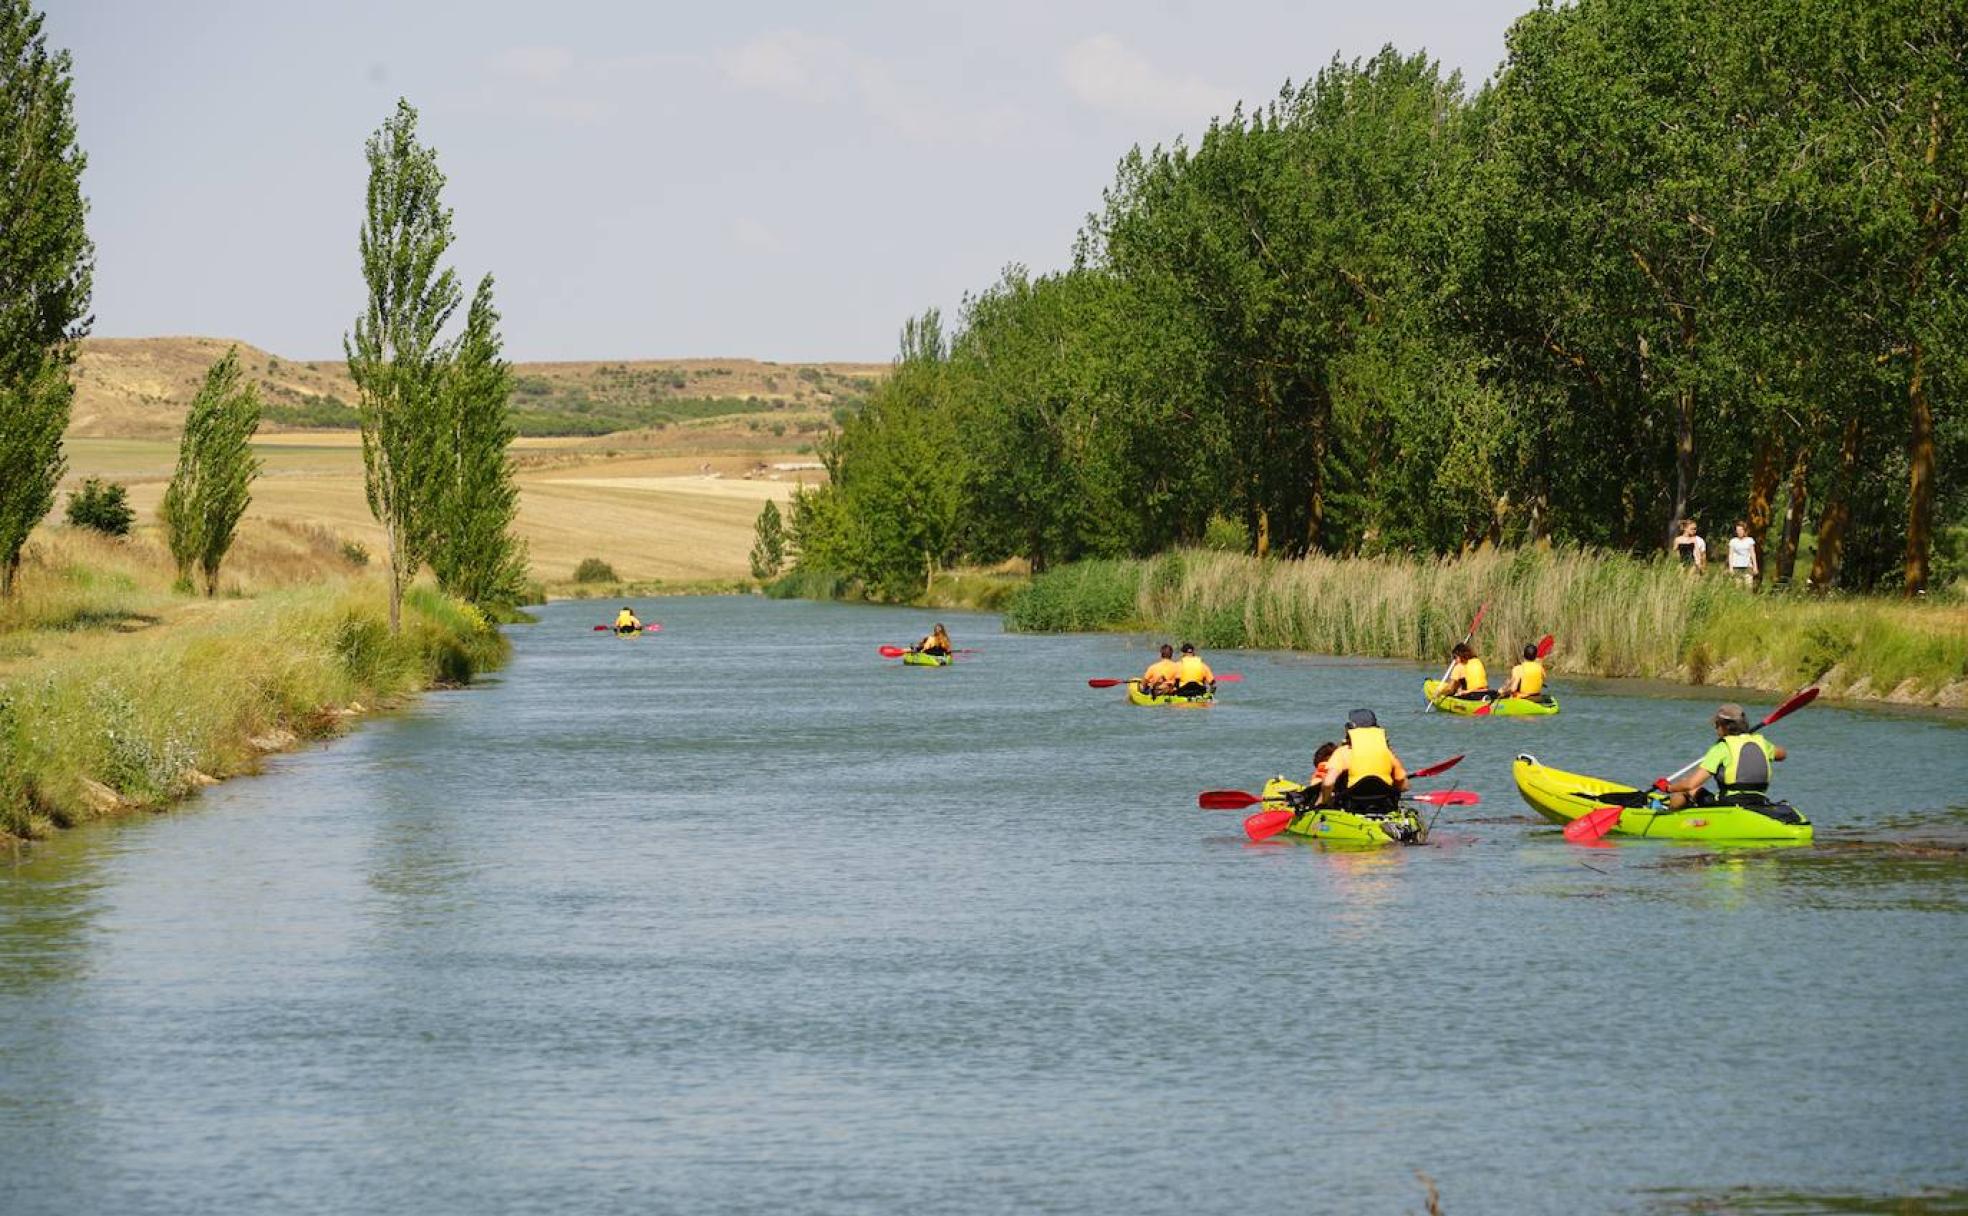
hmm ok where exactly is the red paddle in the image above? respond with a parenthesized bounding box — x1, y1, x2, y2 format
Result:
(1243, 808, 1297, 840)
(593, 623, 661, 633)
(878, 645, 907, 657)
(1199, 789, 1262, 809)
(1413, 790, 1480, 806)
(1564, 805, 1625, 843)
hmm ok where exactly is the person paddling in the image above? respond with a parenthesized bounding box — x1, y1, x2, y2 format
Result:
(614, 606, 641, 635)
(1174, 642, 1215, 698)
(914, 623, 953, 657)
(1664, 702, 1787, 809)
(1140, 644, 1180, 695)
(1440, 642, 1491, 702)
(1320, 709, 1410, 810)
(1498, 642, 1548, 702)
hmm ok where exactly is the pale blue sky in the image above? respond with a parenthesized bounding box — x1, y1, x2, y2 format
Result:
(50, 1, 1527, 361)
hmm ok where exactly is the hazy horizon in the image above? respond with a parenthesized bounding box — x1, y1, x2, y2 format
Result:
(52, 1, 1526, 362)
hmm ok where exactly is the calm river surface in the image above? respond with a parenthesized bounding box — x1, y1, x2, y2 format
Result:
(4, 597, 1966, 1214)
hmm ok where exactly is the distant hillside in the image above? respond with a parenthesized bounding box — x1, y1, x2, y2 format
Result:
(68, 337, 887, 440)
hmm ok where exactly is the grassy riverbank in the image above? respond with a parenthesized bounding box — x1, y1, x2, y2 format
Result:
(1003, 549, 1968, 707)
(0, 526, 508, 841)
(764, 564, 1030, 613)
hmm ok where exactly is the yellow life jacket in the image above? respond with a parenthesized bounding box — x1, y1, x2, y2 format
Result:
(1176, 655, 1212, 685)
(615, 610, 638, 629)
(1143, 658, 1180, 686)
(1342, 727, 1395, 783)
(1513, 660, 1545, 696)
(1454, 657, 1488, 691)
(1715, 733, 1774, 791)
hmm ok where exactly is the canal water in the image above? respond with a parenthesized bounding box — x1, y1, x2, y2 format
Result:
(3, 597, 1965, 1214)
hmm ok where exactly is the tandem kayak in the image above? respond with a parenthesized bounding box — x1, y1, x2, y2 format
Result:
(1127, 681, 1214, 708)
(1259, 777, 1428, 847)
(902, 651, 953, 667)
(1512, 754, 1812, 844)
(1424, 680, 1560, 716)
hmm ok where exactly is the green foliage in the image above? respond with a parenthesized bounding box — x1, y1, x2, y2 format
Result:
(0, 1, 93, 596)
(427, 275, 528, 610)
(63, 478, 132, 536)
(749, 499, 786, 580)
(345, 98, 460, 634)
(161, 346, 262, 595)
(777, 4, 1968, 597)
(261, 394, 359, 429)
(572, 557, 617, 584)
(339, 539, 369, 567)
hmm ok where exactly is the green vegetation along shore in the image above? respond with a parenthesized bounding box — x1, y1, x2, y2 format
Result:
(1001, 549, 1968, 708)
(0, 525, 508, 842)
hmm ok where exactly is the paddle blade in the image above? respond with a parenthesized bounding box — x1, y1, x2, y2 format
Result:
(1214, 673, 1243, 683)
(1198, 790, 1263, 810)
(644, 623, 662, 633)
(1087, 678, 1128, 688)
(1564, 805, 1624, 843)
(1410, 754, 1466, 779)
(1411, 790, 1480, 807)
(592, 625, 609, 631)
(878, 646, 907, 658)
(1536, 634, 1555, 659)
(1473, 699, 1494, 717)
(1761, 685, 1819, 727)
(1243, 808, 1296, 841)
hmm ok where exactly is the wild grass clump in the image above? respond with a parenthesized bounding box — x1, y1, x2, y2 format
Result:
(765, 567, 857, 601)
(1006, 547, 1968, 705)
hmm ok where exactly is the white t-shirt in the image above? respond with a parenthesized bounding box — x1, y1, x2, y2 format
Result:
(1728, 535, 1755, 569)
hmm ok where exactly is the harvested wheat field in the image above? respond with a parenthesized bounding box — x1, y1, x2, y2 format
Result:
(63, 438, 821, 582)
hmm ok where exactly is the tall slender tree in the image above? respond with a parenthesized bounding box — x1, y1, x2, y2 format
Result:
(429, 275, 527, 609)
(0, 0, 92, 597)
(161, 346, 262, 595)
(346, 99, 459, 633)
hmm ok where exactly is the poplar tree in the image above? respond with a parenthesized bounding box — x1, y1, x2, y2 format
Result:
(346, 99, 459, 633)
(0, 0, 92, 597)
(429, 275, 527, 609)
(161, 346, 262, 595)
(749, 500, 785, 580)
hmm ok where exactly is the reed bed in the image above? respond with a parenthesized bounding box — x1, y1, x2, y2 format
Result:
(1004, 548, 1968, 707)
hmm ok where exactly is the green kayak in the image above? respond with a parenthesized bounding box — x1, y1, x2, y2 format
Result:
(1424, 680, 1560, 716)
(1261, 777, 1428, 847)
(1513, 754, 1812, 844)
(902, 650, 953, 667)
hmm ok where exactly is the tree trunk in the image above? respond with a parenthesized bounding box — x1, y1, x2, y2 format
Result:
(1745, 438, 1782, 545)
(1905, 337, 1934, 595)
(1253, 503, 1270, 559)
(1669, 383, 1695, 546)
(385, 519, 403, 635)
(1, 550, 18, 598)
(1809, 416, 1862, 591)
(1774, 447, 1809, 586)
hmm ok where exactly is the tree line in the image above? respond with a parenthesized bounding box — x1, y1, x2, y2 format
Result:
(787, 0, 1964, 599)
(0, 0, 524, 627)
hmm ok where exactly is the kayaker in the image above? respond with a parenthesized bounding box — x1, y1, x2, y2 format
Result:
(1321, 710, 1409, 809)
(1663, 702, 1787, 809)
(1440, 643, 1491, 701)
(1499, 643, 1547, 701)
(1306, 741, 1339, 805)
(1140, 644, 1180, 695)
(915, 623, 953, 657)
(614, 606, 641, 634)
(1174, 642, 1214, 697)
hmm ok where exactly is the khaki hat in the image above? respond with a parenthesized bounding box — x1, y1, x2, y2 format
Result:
(1715, 703, 1749, 728)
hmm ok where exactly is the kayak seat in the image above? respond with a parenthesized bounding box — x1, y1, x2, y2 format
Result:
(1337, 776, 1400, 816)
(1175, 681, 1212, 697)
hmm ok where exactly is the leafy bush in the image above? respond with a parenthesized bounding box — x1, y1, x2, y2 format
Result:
(573, 557, 617, 584)
(1202, 515, 1246, 552)
(340, 540, 370, 567)
(64, 478, 134, 536)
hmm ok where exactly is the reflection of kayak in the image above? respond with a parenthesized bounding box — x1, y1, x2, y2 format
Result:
(903, 651, 953, 667)
(1261, 777, 1428, 847)
(1513, 754, 1812, 844)
(1127, 681, 1213, 708)
(1424, 680, 1560, 716)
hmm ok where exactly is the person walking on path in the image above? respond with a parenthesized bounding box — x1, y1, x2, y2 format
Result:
(1671, 519, 1707, 572)
(1726, 521, 1758, 588)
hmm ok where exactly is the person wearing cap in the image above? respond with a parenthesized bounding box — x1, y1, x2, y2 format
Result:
(914, 623, 953, 657)
(1173, 642, 1215, 697)
(1139, 644, 1180, 695)
(613, 606, 641, 635)
(1499, 642, 1547, 701)
(1664, 703, 1786, 809)
(1320, 709, 1410, 808)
